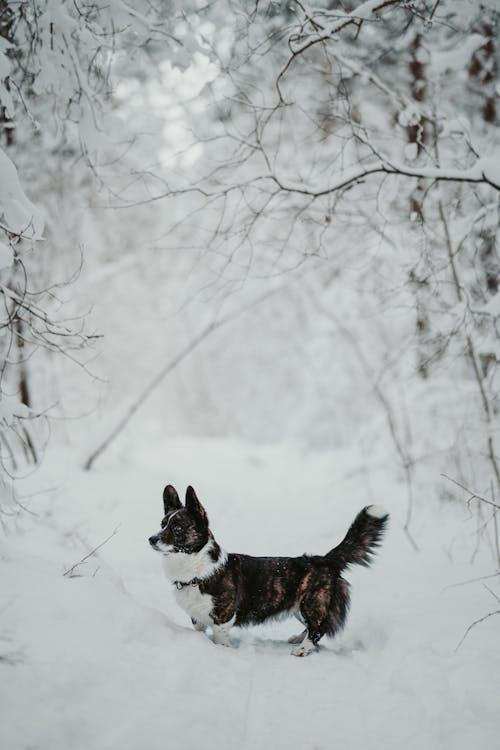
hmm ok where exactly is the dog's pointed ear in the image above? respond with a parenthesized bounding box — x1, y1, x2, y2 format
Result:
(163, 485, 182, 515)
(185, 486, 208, 526)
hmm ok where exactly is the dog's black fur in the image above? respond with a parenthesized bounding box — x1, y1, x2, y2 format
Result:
(149, 485, 388, 655)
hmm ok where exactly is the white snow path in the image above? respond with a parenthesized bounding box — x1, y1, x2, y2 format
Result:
(1, 437, 499, 750)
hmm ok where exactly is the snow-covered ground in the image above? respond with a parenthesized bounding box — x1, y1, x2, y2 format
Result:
(1, 436, 499, 750)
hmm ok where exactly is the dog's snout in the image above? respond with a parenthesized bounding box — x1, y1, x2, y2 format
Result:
(149, 535, 159, 547)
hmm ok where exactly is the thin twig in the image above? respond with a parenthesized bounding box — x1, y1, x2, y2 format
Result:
(483, 583, 500, 604)
(455, 608, 500, 651)
(444, 571, 500, 590)
(441, 474, 500, 511)
(63, 527, 120, 577)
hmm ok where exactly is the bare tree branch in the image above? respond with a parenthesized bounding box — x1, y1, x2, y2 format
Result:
(441, 475, 500, 511)
(83, 290, 281, 470)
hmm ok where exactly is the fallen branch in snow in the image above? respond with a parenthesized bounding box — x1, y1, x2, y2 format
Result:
(83, 290, 280, 470)
(63, 527, 120, 577)
(83, 320, 224, 471)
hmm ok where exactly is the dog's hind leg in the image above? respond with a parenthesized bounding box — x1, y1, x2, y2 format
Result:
(291, 602, 325, 656)
(291, 577, 351, 656)
(288, 612, 307, 644)
(287, 628, 307, 644)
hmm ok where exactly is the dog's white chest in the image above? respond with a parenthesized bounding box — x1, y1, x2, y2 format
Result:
(161, 554, 214, 626)
(173, 584, 214, 625)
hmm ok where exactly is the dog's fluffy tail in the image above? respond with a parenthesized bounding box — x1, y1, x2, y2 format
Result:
(325, 505, 389, 572)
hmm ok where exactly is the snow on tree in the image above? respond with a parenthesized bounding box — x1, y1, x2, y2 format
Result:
(0, 0, 192, 499)
(135, 0, 499, 534)
(0, 0, 498, 541)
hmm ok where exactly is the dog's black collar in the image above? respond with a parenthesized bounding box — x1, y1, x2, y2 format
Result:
(174, 577, 202, 590)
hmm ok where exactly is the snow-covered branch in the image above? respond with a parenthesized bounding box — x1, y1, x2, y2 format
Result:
(276, 0, 402, 100)
(269, 155, 500, 197)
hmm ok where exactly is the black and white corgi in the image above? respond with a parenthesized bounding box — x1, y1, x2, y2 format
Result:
(149, 484, 388, 656)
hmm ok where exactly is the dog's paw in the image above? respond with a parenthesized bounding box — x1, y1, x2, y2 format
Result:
(213, 638, 231, 648)
(211, 631, 232, 648)
(291, 642, 315, 657)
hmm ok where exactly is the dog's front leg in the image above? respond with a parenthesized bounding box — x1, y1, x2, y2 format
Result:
(191, 617, 207, 633)
(210, 606, 236, 647)
(211, 622, 232, 647)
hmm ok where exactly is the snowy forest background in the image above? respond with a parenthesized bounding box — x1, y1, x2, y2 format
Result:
(1, 2, 499, 748)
